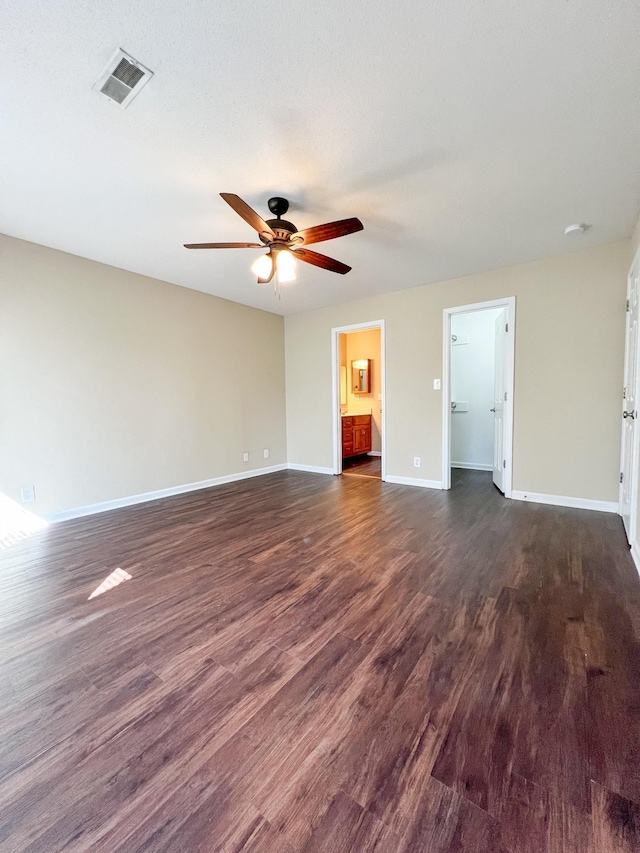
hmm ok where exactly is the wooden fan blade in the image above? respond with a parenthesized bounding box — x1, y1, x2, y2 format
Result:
(292, 247, 352, 275)
(184, 242, 263, 249)
(289, 217, 363, 246)
(220, 193, 275, 239)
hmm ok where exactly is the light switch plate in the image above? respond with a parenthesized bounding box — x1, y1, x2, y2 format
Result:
(433, 379, 441, 390)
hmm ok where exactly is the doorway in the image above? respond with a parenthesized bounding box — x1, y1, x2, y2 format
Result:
(332, 321, 386, 480)
(442, 298, 515, 496)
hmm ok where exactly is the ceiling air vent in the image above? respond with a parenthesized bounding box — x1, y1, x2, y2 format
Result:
(93, 49, 153, 109)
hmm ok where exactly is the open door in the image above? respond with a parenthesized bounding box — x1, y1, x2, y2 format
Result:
(620, 255, 640, 541)
(442, 297, 514, 494)
(492, 308, 507, 492)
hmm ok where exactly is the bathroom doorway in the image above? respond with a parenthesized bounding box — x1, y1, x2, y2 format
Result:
(332, 321, 386, 480)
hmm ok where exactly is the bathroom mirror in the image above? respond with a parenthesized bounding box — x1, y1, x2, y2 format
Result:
(351, 359, 371, 394)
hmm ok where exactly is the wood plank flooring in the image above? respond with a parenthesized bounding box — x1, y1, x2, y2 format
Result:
(342, 455, 382, 478)
(1, 469, 639, 852)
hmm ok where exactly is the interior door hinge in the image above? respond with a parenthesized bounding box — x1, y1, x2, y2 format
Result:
(504, 392, 507, 402)
(627, 299, 630, 312)
(503, 460, 506, 469)
(624, 387, 627, 399)
(505, 322, 509, 332)
(621, 472, 624, 483)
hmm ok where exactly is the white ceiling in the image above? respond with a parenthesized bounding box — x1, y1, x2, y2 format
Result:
(2, 1, 640, 316)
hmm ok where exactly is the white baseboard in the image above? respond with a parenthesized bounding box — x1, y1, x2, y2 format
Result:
(451, 462, 493, 471)
(46, 464, 288, 523)
(287, 463, 335, 476)
(631, 540, 640, 577)
(367, 451, 382, 457)
(511, 490, 619, 514)
(385, 474, 443, 490)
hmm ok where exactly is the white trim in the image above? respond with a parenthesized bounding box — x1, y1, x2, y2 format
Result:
(367, 451, 382, 457)
(46, 465, 288, 522)
(442, 297, 516, 498)
(451, 462, 493, 471)
(331, 320, 387, 482)
(385, 475, 443, 490)
(287, 463, 334, 475)
(511, 490, 618, 513)
(630, 539, 640, 577)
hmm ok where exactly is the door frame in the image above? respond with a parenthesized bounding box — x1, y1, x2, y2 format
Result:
(442, 297, 516, 496)
(619, 246, 640, 544)
(331, 320, 386, 479)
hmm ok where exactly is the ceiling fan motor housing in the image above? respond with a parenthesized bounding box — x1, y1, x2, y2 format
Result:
(263, 219, 298, 243)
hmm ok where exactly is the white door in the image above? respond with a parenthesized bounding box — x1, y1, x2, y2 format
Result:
(492, 309, 507, 492)
(620, 259, 640, 541)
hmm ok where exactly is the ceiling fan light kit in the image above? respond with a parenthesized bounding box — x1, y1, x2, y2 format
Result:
(185, 193, 363, 299)
(251, 253, 274, 282)
(274, 248, 296, 283)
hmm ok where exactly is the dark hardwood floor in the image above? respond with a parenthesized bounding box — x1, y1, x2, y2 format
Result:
(342, 454, 382, 478)
(1, 469, 639, 852)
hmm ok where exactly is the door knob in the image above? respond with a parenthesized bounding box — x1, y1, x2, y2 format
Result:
(624, 410, 635, 419)
(490, 407, 496, 412)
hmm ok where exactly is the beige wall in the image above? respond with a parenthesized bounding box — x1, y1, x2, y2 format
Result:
(631, 213, 640, 257)
(286, 241, 631, 502)
(344, 328, 382, 452)
(2, 231, 631, 518)
(0, 234, 286, 517)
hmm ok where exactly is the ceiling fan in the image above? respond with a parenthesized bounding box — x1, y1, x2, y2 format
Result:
(184, 194, 363, 289)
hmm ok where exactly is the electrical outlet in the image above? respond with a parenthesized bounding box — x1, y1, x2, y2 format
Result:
(413, 457, 421, 468)
(263, 448, 269, 459)
(243, 452, 249, 463)
(21, 485, 36, 503)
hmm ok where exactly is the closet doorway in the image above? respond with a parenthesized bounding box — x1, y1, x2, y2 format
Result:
(442, 298, 515, 495)
(332, 321, 386, 480)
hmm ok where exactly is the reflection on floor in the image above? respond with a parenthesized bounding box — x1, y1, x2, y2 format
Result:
(342, 454, 381, 479)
